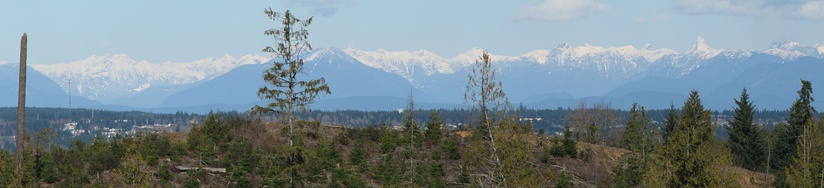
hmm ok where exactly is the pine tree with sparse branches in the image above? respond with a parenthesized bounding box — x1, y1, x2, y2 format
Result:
(402, 92, 422, 185)
(251, 9, 330, 147)
(251, 9, 330, 187)
(464, 50, 507, 187)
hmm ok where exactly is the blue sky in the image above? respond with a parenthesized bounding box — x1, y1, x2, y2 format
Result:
(1, 0, 823, 64)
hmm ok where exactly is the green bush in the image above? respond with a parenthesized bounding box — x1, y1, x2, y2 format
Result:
(337, 131, 350, 146)
(556, 171, 574, 188)
(156, 164, 173, 182)
(443, 137, 461, 160)
(183, 177, 200, 188)
(549, 128, 578, 158)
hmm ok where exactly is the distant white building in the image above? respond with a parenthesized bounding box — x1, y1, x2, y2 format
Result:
(62, 122, 86, 136)
(519, 117, 543, 121)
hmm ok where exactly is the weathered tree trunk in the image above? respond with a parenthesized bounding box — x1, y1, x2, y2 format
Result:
(16, 33, 27, 175)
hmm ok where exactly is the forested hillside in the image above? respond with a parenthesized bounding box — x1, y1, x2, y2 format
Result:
(0, 102, 785, 187)
(0, 80, 819, 187)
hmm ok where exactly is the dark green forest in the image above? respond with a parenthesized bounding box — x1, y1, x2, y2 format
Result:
(0, 107, 794, 151)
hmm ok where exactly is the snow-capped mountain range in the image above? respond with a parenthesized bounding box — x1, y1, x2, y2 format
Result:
(29, 54, 270, 105)
(0, 36, 822, 112)
(347, 36, 820, 85)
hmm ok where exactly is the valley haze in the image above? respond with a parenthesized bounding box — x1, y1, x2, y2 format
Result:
(1, 37, 823, 113)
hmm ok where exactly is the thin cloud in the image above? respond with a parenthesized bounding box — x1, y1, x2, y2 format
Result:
(285, 0, 357, 17)
(512, 0, 610, 22)
(796, 1, 824, 20)
(675, 0, 824, 21)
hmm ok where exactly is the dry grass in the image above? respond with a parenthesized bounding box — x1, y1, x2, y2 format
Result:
(167, 132, 188, 145)
(164, 121, 776, 187)
(733, 166, 774, 188)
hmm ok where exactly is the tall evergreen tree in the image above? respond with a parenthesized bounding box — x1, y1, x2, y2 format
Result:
(662, 90, 736, 187)
(615, 103, 654, 187)
(783, 80, 824, 187)
(726, 89, 766, 171)
(620, 103, 650, 152)
(772, 80, 815, 180)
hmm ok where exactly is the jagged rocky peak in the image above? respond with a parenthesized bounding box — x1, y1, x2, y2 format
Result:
(686, 36, 722, 59)
(556, 42, 571, 49)
(642, 43, 652, 50)
(691, 36, 714, 52)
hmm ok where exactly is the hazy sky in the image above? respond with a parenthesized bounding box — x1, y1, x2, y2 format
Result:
(1, 0, 823, 65)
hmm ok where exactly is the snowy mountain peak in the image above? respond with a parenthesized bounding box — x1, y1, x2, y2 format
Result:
(306, 47, 346, 61)
(640, 44, 677, 62)
(762, 41, 824, 60)
(343, 47, 455, 87)
(769, 41, 801, 50)
(688, 36, 721, 59)
(457, 47, 486, 58)
(414, 49, 436, 57)
(691, 36, 713, 52)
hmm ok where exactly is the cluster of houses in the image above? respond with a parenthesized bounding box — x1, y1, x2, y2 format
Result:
(61, 119, 176, 138)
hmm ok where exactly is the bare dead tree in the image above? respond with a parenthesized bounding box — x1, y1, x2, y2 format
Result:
(465, 51, 508, 187)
